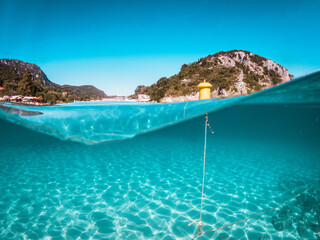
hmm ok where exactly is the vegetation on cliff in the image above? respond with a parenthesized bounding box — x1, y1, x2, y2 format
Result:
(0, 59, 107, 102)
(132, 50, 291, 102)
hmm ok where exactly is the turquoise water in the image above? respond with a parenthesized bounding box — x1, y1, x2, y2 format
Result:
(0, 72, 319, 239)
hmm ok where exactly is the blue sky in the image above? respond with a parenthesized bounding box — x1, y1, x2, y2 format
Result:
(0, 0, 319, 95)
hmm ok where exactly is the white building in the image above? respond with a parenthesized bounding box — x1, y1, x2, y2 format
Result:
(138, 94, 150, 102)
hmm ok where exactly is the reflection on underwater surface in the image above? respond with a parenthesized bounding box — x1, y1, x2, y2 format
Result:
(0, 72, 320, 239)
(0, 71, 319, 145)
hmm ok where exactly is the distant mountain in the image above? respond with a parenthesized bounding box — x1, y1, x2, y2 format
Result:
(133, 50, 292, 102)
(60, 84, 107, 98)
(0, 59, 107, 99)
(0, 59, 56, 87)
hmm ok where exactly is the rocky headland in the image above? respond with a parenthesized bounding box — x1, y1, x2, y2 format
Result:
(133, 50, 292, 102)
(0, 59, 107, 102)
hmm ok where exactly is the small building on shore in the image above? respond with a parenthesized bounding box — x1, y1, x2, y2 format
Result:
(102, 96, 127, 101)
(138, 94, 150, 102)
(10, 95, 23, 102)
(22, 96, 41, 105)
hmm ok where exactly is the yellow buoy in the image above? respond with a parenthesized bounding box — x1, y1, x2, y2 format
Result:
(197, 80, 212, 100)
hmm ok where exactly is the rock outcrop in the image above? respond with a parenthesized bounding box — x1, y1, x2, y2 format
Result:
(0, 58, 107, 98)
(206, 50, 291, 96)
(134, 50, 292, 102)
(0, 59, 54, 87)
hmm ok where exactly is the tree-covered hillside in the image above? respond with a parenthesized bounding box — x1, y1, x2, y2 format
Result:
(133, 50, 292, 102)
(0, 59, 107, 102)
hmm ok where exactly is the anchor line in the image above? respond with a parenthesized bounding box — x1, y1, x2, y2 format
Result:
(205, 189, 306, 233)
(191, 188, 309, 239)
(190, 113, 312, 240)
(199, 113, 208, 221)
(192, 113, 214, 237)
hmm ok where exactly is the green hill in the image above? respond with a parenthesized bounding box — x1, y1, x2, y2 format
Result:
(0, 59, 107, 102)
(133, 50, 292, 102)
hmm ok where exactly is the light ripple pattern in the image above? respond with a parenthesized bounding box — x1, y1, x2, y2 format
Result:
(0, 102, 320, 239)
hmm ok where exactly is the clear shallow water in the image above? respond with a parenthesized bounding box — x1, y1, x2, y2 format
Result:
(0, 72, 320, 239)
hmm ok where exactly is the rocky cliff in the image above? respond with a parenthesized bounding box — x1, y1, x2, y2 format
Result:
(0, 59, 55, 87)
(134, 50, 292, 102)
(0, 59, 107, 99)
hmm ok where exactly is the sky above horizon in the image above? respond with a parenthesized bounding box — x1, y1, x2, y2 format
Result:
(1, 0, 319, 96)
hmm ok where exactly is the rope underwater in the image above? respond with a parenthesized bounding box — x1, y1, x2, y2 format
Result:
(188, 113, 214, 237)
(189, 113, 311, 240)
(190, 189, 309, 240)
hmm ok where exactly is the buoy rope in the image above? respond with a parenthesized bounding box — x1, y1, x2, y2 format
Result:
(200, 113, 208, 220)
(189, 113, 312, 240)
(192, 188, 310, 240)
(189, 113, 214, 236)
(191, 175, 310, 240)
(191, 186, 310, 239)
(197, 113, 207, 235)
(206, 189, 307, 233)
